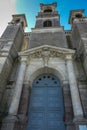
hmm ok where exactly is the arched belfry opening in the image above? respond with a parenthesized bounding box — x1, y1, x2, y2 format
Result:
(43, 20, 52, 27)
(75, 13, 83, 18)
(26, 74, 66, 130)
(44, 8, 52, 13)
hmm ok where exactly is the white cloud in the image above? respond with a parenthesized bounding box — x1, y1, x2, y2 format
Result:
(0, 0, 16, 37)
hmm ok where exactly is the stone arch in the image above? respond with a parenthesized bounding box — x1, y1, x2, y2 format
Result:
(28, 67, 66, 87)
(44, 8, 52, 13)
(75, 13, 83, 18)
(43, 20, 52, 27)
(26, 67, 66, 130)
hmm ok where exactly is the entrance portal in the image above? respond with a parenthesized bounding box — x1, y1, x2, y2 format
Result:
(27, 74, 65, 130)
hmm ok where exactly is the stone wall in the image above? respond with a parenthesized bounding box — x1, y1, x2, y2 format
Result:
(63, 83, 74, 130)
(0, 24, 25, 119)
(0, 56, 13, 112)
(0, 60, 19, 114)
(71, 24, 81, 49)
(75, 23, 87, 35)
(35, 18, 60, 28)
(1, 25, 20, 40)
(78, 83, 87, 118)
(63, 84, 73, 121)
(29, 31, 68, 48)
(71, 22, 87, 76)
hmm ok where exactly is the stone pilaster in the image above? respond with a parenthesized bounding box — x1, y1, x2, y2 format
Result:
(66, 55, 83, 119)
(18, 83, 30, 115)
(62, 81, 73, 121)
(62, 81, 74, 130)
(17, 82, 31, 130)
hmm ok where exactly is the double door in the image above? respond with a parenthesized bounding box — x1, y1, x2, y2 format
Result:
(27, 74, 65, 130)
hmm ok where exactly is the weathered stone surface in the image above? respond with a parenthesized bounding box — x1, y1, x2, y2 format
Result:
(78, 83, 87, 117)
(35, 18, 60, 28)
(1, 25, 19, 40)
(18, 84, 30, 115)
(1, 115, 17, 130)
(62, 83, 73, 121)
(66, 55, 83, 118)
(29, 31, 68, 48)
(0, 57, 12, 103)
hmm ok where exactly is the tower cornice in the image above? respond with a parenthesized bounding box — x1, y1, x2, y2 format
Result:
(31, 26, 64, 33)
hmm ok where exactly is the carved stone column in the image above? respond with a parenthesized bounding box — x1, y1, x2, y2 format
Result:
(1, 56, 27, 130)
(9, 57, 27, 115)
(66, 55, 83, 119)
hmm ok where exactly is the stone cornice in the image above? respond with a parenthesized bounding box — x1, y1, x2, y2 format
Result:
(36, 16, 59, 20)
(19, 45, 75, 60)
(31, 27, 64, 33)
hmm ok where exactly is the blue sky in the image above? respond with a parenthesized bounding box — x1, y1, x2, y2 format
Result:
(16, 0, 87, 32)
(0, 0, 87, 36)
(0, 0, 16, 36)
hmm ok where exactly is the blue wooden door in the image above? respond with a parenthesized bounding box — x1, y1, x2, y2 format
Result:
(26, 74, 65, 130)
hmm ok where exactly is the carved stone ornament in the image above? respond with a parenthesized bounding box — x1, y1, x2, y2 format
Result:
(41, 49, 50, 66)
(19, 45, 75, 61)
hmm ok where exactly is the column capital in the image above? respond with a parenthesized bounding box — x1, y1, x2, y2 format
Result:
(65, 54, 73, 60)
(62, 80, 69, 85)
(20, 56, 27, 63)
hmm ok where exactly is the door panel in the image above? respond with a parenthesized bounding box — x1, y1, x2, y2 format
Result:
(26, 74, 65, 130)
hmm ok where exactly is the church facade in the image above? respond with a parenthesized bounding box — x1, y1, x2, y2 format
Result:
(0, 2, 87, 130)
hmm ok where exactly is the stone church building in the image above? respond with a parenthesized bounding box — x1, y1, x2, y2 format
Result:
(0, 2, 87, 130)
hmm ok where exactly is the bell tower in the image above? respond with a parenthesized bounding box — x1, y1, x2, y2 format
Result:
(35, 2, 60, 28)
(69, 9, 87, 75)
(69, 10, 85, 24)
(29, 3, 67, 49)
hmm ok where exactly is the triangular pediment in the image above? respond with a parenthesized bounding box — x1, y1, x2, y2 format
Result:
(19, 45, 75, 59)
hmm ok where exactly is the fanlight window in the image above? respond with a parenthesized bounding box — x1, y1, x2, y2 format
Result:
(43, 20, 52, 27)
